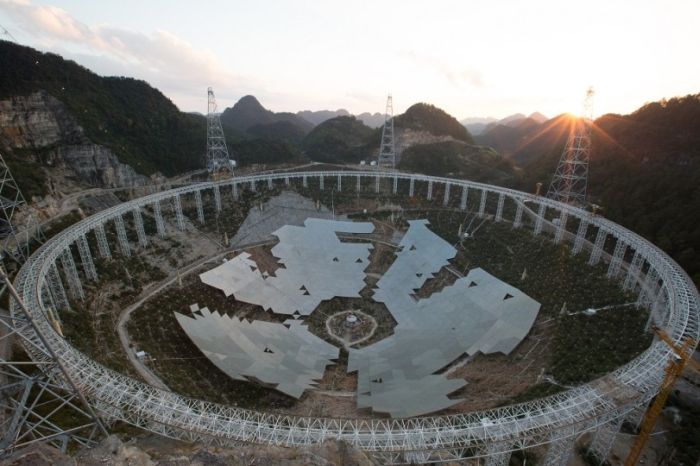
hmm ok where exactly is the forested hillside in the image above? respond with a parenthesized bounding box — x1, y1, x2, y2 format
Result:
(395, 103, 473, 143)
(0, 40, 206, 176)
(301, 116, 378, 163)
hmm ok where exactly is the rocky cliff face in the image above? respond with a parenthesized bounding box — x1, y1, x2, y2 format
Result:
(396, 128, 459, 157)
(0, 91, 149, 192)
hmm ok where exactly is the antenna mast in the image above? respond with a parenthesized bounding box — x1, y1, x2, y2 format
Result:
(377, 94, 396, 169)
(206, 87, 234, 179)
(546, 87, 594, 205)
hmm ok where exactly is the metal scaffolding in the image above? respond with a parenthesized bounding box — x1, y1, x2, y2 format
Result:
(132, 208, 148, 247)
(206, 88, 233, 177)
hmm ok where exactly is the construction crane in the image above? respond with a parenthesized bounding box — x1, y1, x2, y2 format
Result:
(623, 326, 700, 465)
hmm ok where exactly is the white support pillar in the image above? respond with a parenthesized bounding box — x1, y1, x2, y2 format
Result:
(153, 201, 166, 238)
(214, 185, 222, 212)
(485, 444, 510, 466)
(337, 174, 342, 191)
(623, 251, 644, 291)
(409, 177, 415, 197)
(356, 175, 361, 192)
(173, 194, 185, 231)
(589, 228, 607, 266)
(554, 211, 568, 244)
(267, 176, 273, 190)
(513, 201, 524, 228)
(478, 189, 487, 217)
(194, 190, 205, 224)
(303, 175, 308, 188)
(60, 248, 84, 300)
(392, 176, 398, 194)
(626, 403, 648, 432)
(607, 240, 627, 278)
(443, 183, 451, 206)
(94, 223, 111, 259)
(588, 418, 622, 463)
(542, 429, 576, 466)
(132, 208, 148, 247)
(232, 182, 239, 200)
(639, 267, 660, 313)
(572, 219, 589, 254)
(250, 179, 256, 192)
(427, 180, 433, 200)
(48, 262, 69, 310)
(374, 175, 380, 193)
(495, 193, 505, 222)
(319, 175, 324, 190)
(77, 234, 98, 282)
(534, 203, 546, 235)
(284, 176, 290, 186)
(114, 214, 131, 257)
(460, 186, 468, 210)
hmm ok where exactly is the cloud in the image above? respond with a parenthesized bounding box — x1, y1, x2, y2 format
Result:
(400, 50, 484, 88)
(0, 0, 238, 110)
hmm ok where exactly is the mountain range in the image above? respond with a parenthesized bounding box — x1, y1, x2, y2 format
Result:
(462, 112, 548, 135)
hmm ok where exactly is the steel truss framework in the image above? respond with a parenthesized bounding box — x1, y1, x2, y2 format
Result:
(377, 94, 396, 168)
(5, 170, 699, 464)
(206, 87, 233, 176)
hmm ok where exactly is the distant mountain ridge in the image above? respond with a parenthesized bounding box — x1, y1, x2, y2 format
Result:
(220, 95, 313, 136)
(463, 112, 547, 135)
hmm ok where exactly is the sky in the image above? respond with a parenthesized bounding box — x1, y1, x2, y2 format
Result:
(1, 0, 699, 120)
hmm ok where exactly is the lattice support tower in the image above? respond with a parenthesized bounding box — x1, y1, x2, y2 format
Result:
(113, 215, 131, 257)
(267, 177, 273, 190)
(173, 194, 185, 231)
(319, 175, 324, 191)
(132, 208, 148, 247)
(409, 178, 415, 197)
(76, 235, 97, 282)
(194, 190, 205, 224)
(94, 223, 111, 259)
(374, 175, 380, 193)
(47, 262, 69, 311)
(588, 417, 623, 463)
(513, 201, 524, 228)
(623, 251, 644, 292)
(337, 175, 342, 191)
(0, 152, 43, 265)
(427, 180, 433, 200)
(542, 427, 576, 466)
(59, 249, 83, 300)
(214, 185, 222, 212)
(249, 179, 256, 192)
(232, 183, 239, 200)
(485, 443, 510, 466)
(546, 87, 594, 205)
(460, 186, 468, 211)
(607, 240, 627, 278)
(588, 227, 607, 265)
(533, 203, 546, 235)
(206, 88, 233, 177)
(554, 211, 568, 244)
(479, 190, 487, 217)
(392, 176, 397, 194)
(495, 193, 504, 222)
(302, 175, 308, 188)
(377, 94, 396, 168)
(443, 183, 450, 206)
(153, 201, 166, 238)
(572, 219, 589, 254)
(356, 175, 361, 192)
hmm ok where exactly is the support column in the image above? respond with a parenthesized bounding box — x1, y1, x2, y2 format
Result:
(554, 211, 568, 244)
(319, 175, 324, 190)
(409, 178, 415, 197)
(232, 182, 239, 200)
(374, 175, 380, 193)
(60, 248, 84, 300)
(284, 176, 290, 186)
(214, 185, 222, 212)
(392, 176, 398, 194)
(623, 251, 644, 291)
(460, 186, 468, 210)
(478, 189, 487, 217)
(495, 193, 504, 222)
(588, 418, 622, 463)
(356, 175, 361, 192)
(267, 176, 273, 190)
(94, 223, 111, 259)
(194, 190, 205, 224)
(427, 180, 433, 200)
(572, 219, 589, 254)
(485, 444, 510, 466)
(639, 267, 660, 313)
(443, 183, 451, 206)
(626, 403, 647, 431)
(513, 201, 524, 228)
(250, 179, 256, 192)
(132, 208, 148, 247)
(77, 234, 98, 282)
(173, 194, 185, 231)
(589, 228, 607, 266)
(303, 175, 308, 188)
(607, 240, 627, 278)
(337, 174, 342, 191)
(153, 201, 166, 238)
(534, 203, 546, 235)
(114, 214, 131, 257)
(542, 430, 576, 466)
(48, 262, 69, 310)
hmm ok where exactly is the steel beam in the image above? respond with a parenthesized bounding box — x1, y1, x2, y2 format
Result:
(47, 262, 69, 310)
(113, 215, 131, 257)
(132, 208, 148, 247)
(59, 248, 83, 300)
(94, 223, 111, 259)
(76, 235, 97, 282)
